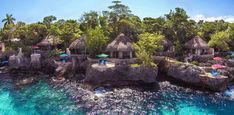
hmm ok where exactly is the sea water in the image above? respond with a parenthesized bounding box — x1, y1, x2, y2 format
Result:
(0, 74, 234, 115)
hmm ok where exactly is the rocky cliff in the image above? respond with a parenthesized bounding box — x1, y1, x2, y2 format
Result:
(85, 63, 158, 86)
(154, 56, 232, 91)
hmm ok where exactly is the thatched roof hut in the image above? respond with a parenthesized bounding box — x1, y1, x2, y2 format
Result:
(107, 33, 135, 52)
(69, 36, 86, 55)
(69, 36, 86, 50)
(37, 38, 51, 47)
(107, 33, 135, 59)
(184, 36, 209, 49)
(37, 35, 62, 47)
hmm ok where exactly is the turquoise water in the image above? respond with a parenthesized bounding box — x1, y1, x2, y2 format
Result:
(0, 74, 234, 115)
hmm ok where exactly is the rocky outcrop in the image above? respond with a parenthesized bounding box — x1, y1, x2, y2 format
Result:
(227, 60, 234, 67)
(154, 56, 232, 91)
(54, 61, 73, 79)
(85, 64, 158, 86)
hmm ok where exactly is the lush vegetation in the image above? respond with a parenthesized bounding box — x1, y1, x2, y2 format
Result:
(1, 0, 234, 64)
(134, 33, 164, 66)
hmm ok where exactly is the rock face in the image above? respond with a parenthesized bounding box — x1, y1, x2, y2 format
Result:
(155, 57, 232, 91)
(227, 60, 234, 67)
(54, 61, 73, 79)
(85, 64, 158, 86)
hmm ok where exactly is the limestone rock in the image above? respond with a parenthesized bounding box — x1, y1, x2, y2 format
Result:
(156, 57, 232, 91)
(85, 64, 158, 86)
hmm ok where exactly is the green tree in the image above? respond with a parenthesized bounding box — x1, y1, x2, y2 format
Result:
(2, 14, 16, 28)
(228, 23, 234, 50)
(164, 8, 196, 55)
(43, 15, 57, 28)
(59, 20, 81, 47)
(134, 33, 164, 66)
(208, 31, 230, 51)
(108, 0, 132, 18)
(118, 16, 143, 41)
(143, 17, 166, 33)
(86, 27, 108, 57)
(108, 0, 133, 38)
(80, 11, 99, 32)
(24, 23, 47, 45)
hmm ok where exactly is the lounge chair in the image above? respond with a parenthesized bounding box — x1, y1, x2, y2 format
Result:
(98, 60, 102, 65)
(103, 59, 107, 65)
(211, 70, 219, 77)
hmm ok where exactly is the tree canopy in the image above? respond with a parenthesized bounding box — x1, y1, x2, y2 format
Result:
(1, 0, 234, 55)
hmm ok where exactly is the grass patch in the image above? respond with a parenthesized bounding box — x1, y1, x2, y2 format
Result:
(131, 63, 141, 67)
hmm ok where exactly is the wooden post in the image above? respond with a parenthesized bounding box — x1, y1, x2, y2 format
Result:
(119, 52, 123, 59)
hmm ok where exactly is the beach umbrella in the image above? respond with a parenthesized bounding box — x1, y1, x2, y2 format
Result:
(213, 57, 222, 61)
(97, 53, 108, 58)
(59, 53, 69, 57)
(32, 45, 39, 49)
(212, 64, 225, 69)
(230, 51, 234, 55)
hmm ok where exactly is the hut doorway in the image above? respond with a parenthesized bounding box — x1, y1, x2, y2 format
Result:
(113, 52, 119, 58)
(123, 51, 130, 59)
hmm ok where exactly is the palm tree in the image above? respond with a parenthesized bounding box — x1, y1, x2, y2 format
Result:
(2, 14, 16, 27)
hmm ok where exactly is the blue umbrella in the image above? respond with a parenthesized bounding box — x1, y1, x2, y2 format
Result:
(230, 51, 234, 55)
(59, 53, 69, 57)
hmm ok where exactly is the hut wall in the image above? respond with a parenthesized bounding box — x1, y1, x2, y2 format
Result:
(30, 53, 41, 68)
(130, 51, 133, 58)
(119, 52, 123, 59)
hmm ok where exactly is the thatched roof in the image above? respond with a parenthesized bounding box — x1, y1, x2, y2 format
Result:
(37, 35, 62, 46)
(162, 39, 173, 48)
(69, 36, 86, 50)
(37, 38, 51, 46)
(107, 33, 135, 52)
(184, 36, 209, 49)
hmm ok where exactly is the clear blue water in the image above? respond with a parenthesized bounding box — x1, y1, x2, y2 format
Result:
(0, 74, 234, 115)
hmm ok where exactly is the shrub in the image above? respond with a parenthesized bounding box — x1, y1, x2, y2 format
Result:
(191, 61, 199, 66)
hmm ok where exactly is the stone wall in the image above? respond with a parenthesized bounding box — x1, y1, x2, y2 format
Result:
(192, 55, 214, 63)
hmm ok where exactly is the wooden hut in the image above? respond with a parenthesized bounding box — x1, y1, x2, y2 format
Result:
(107, 33, 135, 59)
(37, 38, 52, 50)
(37, 35, 61, 50)
(69, 36, 86, 55)
(184, 36, 213, 56)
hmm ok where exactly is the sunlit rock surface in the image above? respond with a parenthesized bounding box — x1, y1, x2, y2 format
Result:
(85, 63, 158, 86)
(154, 56, 232, 91)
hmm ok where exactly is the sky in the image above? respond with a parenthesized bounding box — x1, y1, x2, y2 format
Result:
(1, 0, 234, 27)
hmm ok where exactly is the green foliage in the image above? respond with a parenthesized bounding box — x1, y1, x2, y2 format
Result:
(134, 33, 164, 66)
(59, 20, 81, 47)
(164, 8, 196, 55)
(130, 63, 141, 68)
(86, 27, 108, 58)
(108, 0, 132, 18)
(225, 55, 232, 60)
(2, 0, 234, 57)
(2, 14, 16, 28)
(143, 17, 165, 33)
(48, 49, 63, 58)
(80, 11, 99, 31)
(208, 31, 230, 51)
(191, 61, 199, 66)
(43, 15, 57, 28)
(197, 20, 229, 42)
